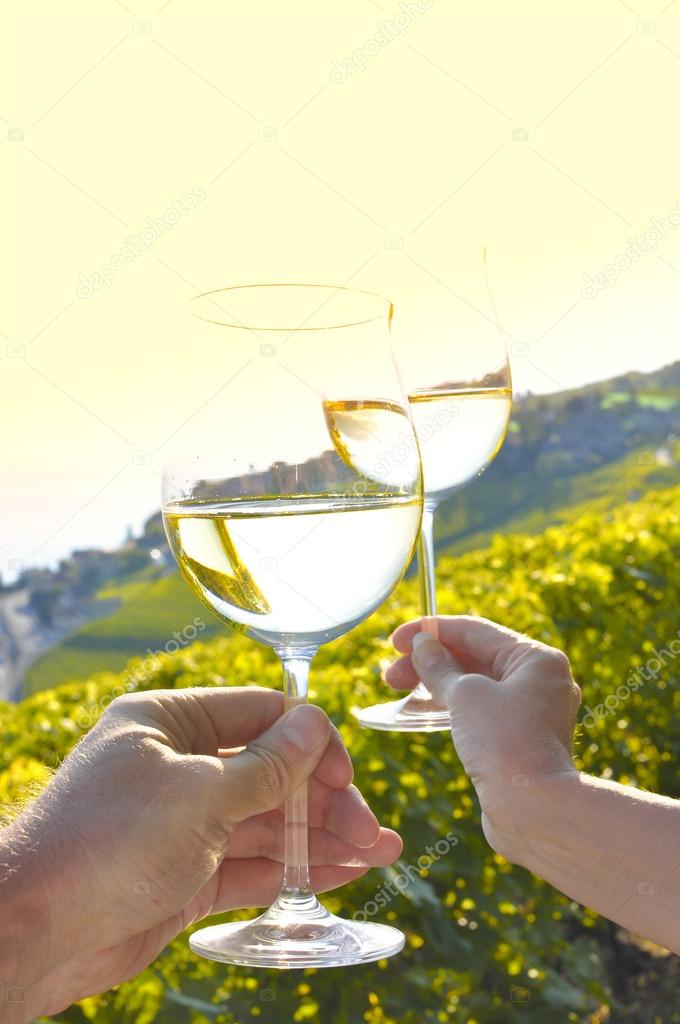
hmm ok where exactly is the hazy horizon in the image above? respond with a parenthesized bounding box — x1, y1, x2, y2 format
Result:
(3, 352, 676, 581)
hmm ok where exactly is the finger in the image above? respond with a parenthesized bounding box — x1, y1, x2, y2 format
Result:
(324, 784, 381, 848)
(409, 633, 469, 707)
(225, 782, 385, 856)
(112, 686, 286, 755)
(126, 686, 352, 790)
(220, 723, 352, 791)
(212, 774, 377, 845)
(315, 724, 354, 790)
(392, 616, 533, 678)
(206, 860, 376, 914)
(228, 783, 388, 854)
(216, 704, 333, 822)
(383, 655, 419, 690)
(272, 779, 379, 846)
(225, 821, 402, 867)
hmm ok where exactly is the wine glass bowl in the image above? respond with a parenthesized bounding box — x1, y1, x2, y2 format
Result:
(161, 284, 423, 966)
(407, 372, 512, 503)
(354, 323, 512, 732)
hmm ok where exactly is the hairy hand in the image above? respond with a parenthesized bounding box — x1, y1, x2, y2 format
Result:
(2, 687, 401, 1018)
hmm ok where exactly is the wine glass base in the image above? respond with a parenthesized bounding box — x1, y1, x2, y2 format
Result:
(353, 694, 451, 732)
(189, 899, 405, 969)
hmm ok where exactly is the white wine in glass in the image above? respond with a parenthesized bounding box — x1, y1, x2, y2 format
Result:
(161, 284, 422, 967)
(354, 330, 512, 732)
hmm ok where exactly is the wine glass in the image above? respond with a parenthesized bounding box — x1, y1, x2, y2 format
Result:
(160, 284, 423, 967)
(354, 319, 512, 732)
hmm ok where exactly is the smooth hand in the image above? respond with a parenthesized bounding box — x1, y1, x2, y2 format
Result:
(385, 616, 581, 851)
(0, 688, 401, 1019)
(386, 617, 680, 956)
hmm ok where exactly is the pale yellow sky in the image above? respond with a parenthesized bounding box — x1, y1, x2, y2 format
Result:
(3, 1, 680, 572)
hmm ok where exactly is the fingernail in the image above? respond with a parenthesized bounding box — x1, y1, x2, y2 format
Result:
(281, 704, 326, 751)
(412, 632, 447, 671)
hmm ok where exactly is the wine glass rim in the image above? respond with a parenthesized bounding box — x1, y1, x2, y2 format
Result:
(189, 282, 394, 332)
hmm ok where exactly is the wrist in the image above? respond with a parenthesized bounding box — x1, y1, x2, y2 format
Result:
(480, 767, 582, 866)
(0, 814, 71, 1020)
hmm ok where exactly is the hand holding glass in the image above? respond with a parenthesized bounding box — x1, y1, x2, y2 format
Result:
(162, 285, 422, 967)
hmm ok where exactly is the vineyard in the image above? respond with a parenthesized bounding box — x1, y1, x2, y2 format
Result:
(2, 484, 679, 1023)
(20, 365, 680, 697)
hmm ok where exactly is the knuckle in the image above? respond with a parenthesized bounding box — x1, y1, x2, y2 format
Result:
(103, 691, 139, 715)
(536, 646, 571, 675)
(200, 808, 235, 851)
(549, 647, 571, 672)
(100, 690, 157, 727)
(247, 741, 291, 795)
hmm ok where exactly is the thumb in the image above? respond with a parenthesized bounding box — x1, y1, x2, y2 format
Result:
(219, 704, 331, 822)
(411, 632, 466, 706)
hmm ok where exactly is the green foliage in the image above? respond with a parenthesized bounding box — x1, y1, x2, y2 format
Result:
(435, 440, 680, 557)
(4, 486, 680, 1023)
(24, 571, 221, 695)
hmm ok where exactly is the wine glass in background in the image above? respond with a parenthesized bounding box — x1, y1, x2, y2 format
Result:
(354, 307, 512, 732)
(161, 284, 423, 967)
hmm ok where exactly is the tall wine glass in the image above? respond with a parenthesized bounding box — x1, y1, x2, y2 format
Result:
(354, 322, 512, 732)
(161, 284, 422, 967)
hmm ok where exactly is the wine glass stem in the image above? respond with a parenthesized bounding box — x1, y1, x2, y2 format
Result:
(278, 651, 316, 905)
(418, 505, 438, 618)
(414, 505, 438, 700)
